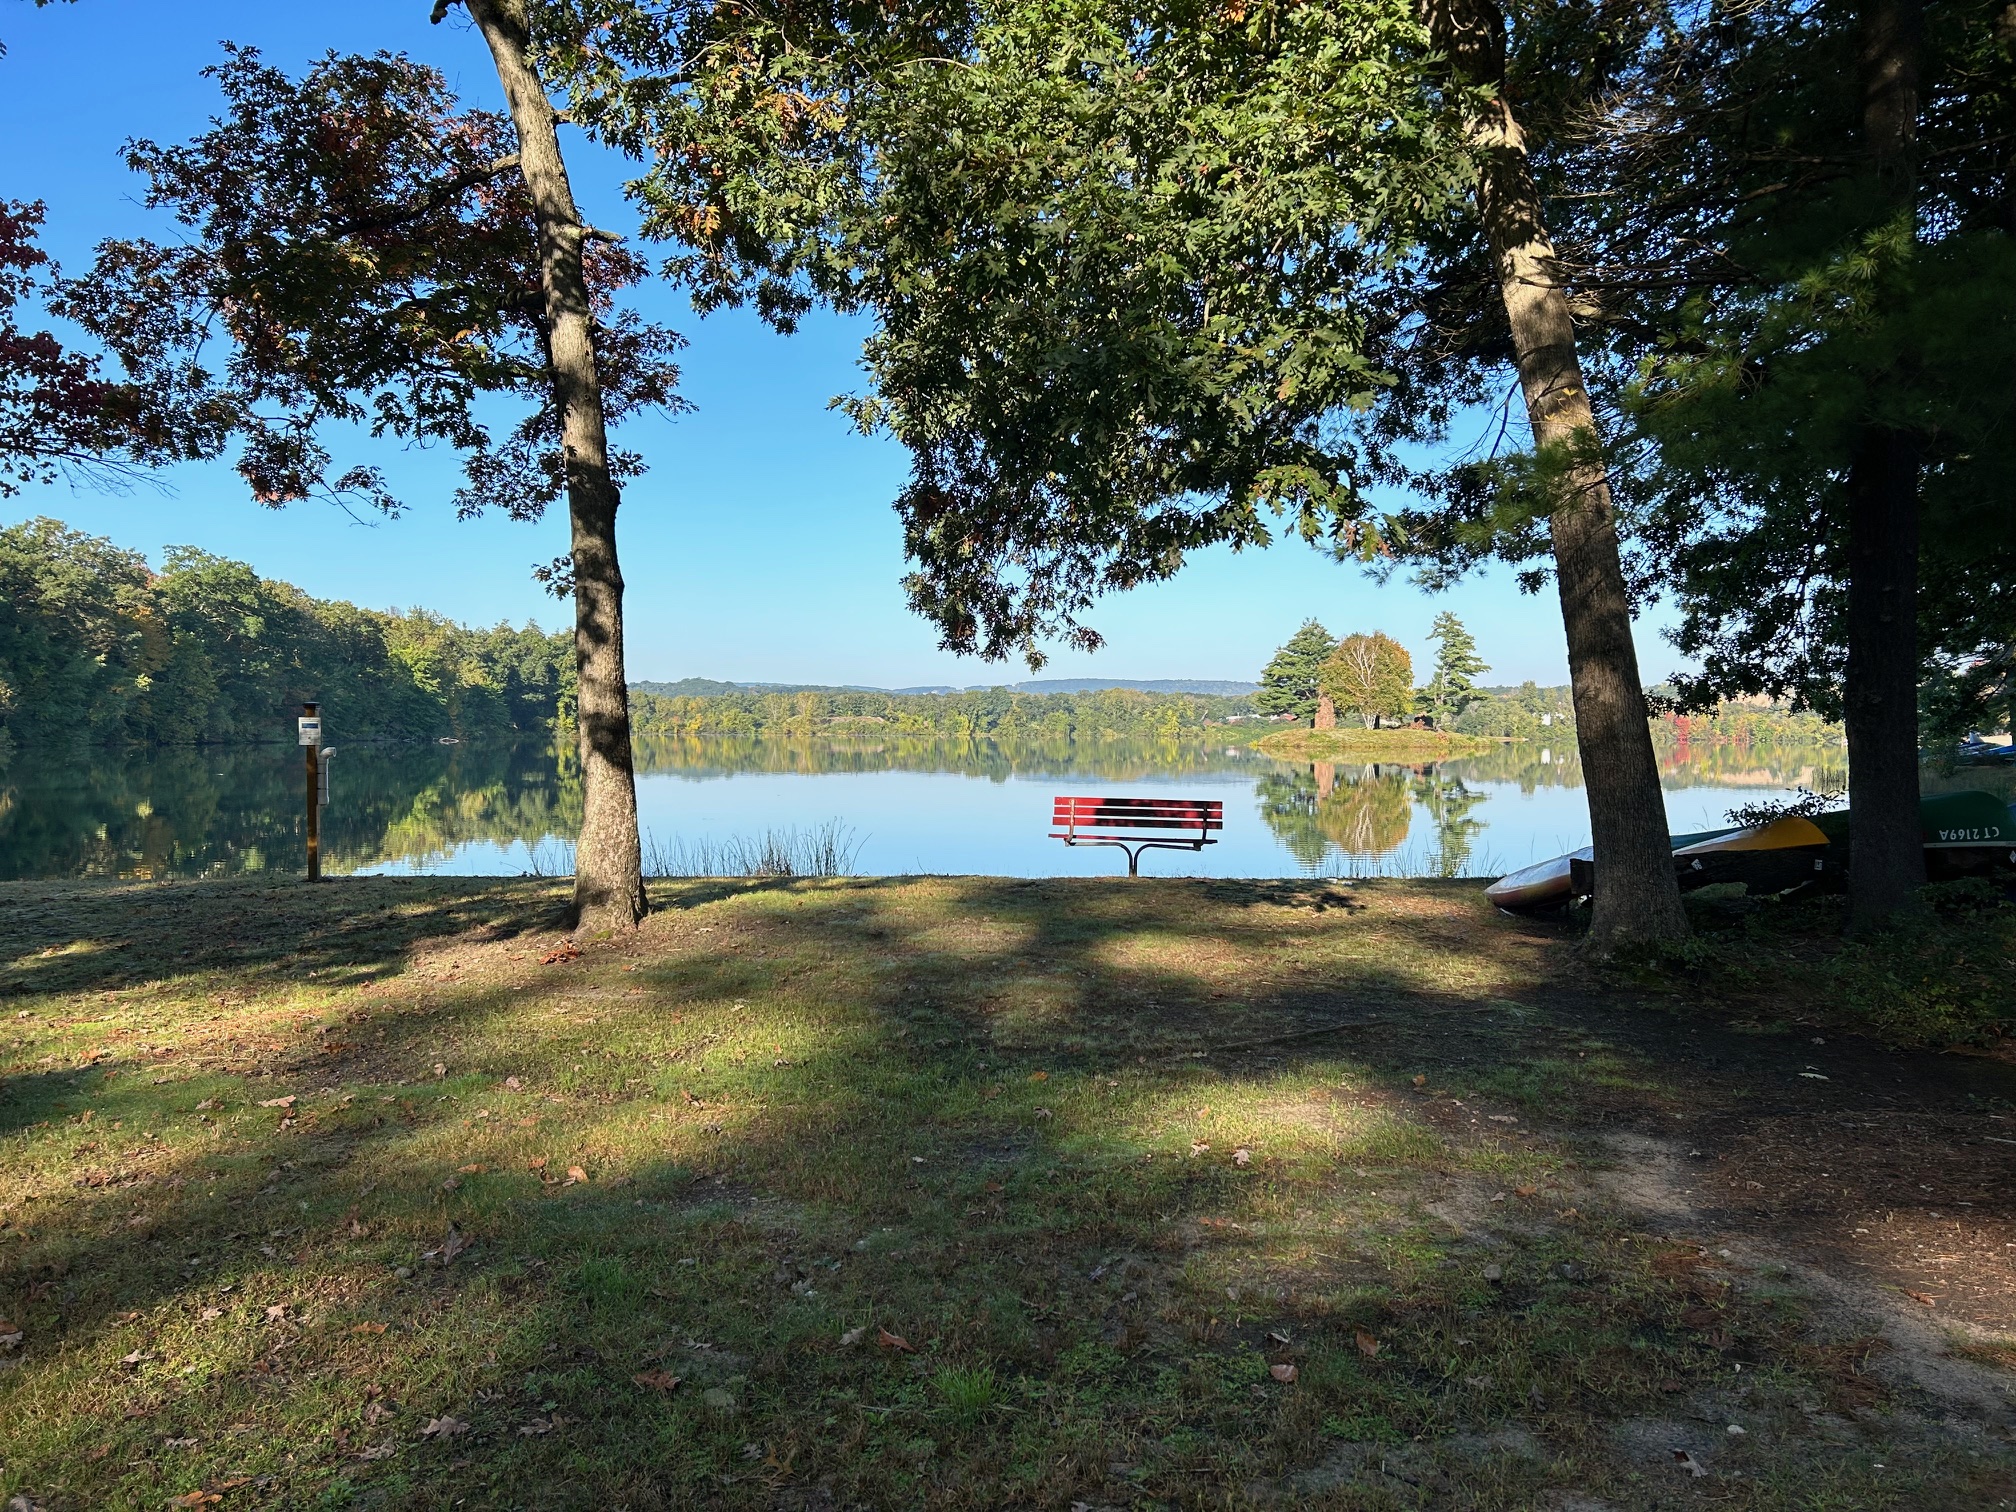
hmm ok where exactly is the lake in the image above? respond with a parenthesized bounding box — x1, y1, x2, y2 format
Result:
(0, 732, 1860, 882)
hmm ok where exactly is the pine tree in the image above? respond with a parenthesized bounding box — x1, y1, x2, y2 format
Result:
(1255, 620, 1336, 725)
(1421, 612, 1489, 724)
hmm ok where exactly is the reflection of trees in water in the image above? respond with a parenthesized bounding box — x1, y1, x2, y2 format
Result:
(631, 734, 1277, 784)
(1256, 763, 1416, 871)
(0, 740, 577, 880)
(1429, 741, 1847, 796)
(1413, 768, 1490, 877)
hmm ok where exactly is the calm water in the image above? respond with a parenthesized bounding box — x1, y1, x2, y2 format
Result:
(0, 733, 1856, 881)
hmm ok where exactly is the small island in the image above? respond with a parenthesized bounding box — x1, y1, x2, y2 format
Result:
(1254, 724, 1501, 761)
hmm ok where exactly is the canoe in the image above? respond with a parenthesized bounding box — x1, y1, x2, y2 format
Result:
(1487, 791, 2016, 913)
(1482, 846, 1592, 913)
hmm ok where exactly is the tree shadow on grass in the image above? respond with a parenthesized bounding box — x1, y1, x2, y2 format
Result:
(2, 875, 2014, 1510)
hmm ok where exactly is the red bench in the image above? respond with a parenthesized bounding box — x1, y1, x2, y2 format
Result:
(1050, 795, 1223, 876)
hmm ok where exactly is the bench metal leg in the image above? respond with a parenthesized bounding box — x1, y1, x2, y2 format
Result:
(1063, 837, 1210, 876)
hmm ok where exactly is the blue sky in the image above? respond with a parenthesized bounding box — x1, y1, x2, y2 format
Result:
(0, 0, 1686, 690)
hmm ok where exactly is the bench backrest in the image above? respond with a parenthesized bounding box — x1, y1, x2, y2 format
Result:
(1052, 796, 1224, 835)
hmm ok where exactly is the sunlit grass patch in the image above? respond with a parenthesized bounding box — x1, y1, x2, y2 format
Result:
(0, 875, 2007, 1509)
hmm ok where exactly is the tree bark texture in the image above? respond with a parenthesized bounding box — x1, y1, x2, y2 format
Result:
(1428, 0, 1688, 946)
(1842, 0, 1926, 931)
(461, 0, 647, 931)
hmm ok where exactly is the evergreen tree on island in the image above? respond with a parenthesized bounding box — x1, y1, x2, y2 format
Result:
(1255, 621, 1336, 726)
(1421, 612, 1488, 725)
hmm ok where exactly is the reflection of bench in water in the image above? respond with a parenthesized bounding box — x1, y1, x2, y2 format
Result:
(1049, 796, 1223, 876)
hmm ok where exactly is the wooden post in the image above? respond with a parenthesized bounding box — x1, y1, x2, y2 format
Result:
(303, 701, 321, 883)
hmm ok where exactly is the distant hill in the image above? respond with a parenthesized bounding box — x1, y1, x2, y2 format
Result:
(631, 678, 888, 697)
(1004, 678, 1258, 696)
(632, 677, 1258, 697)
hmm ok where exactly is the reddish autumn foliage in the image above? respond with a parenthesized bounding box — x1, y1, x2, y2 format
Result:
(0, 201, 156, 496)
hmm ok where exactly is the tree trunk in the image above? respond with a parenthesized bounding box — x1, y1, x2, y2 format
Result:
(1430, 0, 1687, 947)
(460, 0, 647, 931)
(1315, 694, 1337, 729)
(1843, 0, 1926, 931)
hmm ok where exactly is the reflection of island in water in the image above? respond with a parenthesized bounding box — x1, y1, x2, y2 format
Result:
(1252, 741, 1851, 875)
(1256, 762, 1488, 876)
(0, 733, 1853, 881)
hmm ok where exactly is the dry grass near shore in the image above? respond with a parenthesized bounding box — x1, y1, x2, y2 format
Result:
(0, 875, 2011, 1511)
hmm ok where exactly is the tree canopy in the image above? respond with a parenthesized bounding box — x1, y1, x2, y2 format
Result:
(1320, 631, 1414, 728)
(1420, 610, 1487, 724)
(58, 44, 684, 524)
(1255, 619, 1337, 724)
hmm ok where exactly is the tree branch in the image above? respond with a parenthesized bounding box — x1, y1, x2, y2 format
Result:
(328, 154, 521, 238)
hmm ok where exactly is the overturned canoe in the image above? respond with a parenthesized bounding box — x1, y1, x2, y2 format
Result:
(1487, 791, 2016, 914)
(1484, 815, 1828, 914)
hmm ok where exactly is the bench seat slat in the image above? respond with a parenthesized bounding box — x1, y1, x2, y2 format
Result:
(1049, 816, 1224, 831)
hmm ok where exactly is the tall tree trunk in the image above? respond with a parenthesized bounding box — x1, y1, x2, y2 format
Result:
(456, 0, 647, 931)
(1843, 0, 1926, 931)
(1430, 0, 1687, 947)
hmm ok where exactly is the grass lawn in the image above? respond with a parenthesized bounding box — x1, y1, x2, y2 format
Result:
(1, 875, 2012, 1510)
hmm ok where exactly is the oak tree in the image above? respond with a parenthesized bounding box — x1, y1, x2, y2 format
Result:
(61, 38, 680, 929)
(1321, 631, 1414, 728)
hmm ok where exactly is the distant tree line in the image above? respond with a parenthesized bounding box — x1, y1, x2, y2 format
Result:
(0, 518, 572, 746)
(630, 686, 1255, 742)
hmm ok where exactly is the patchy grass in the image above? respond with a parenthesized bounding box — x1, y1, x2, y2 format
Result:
(1650, 878, 2016, 1048)
(0, 875, 2010, 1511)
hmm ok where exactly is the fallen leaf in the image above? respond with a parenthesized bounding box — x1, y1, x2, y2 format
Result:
(1028, 1071, 1048, 1082)
(540, 942, 582, 965)
(1487, 1114, 1518, 1124)
(433, 1063, 447, 1078)
(351, 1322, 388, 1336)
(632, 1370, 681, 1392)
(877, 1327, 916, 1353)
(264, 1304, 288, 1321)
(565, 1165, 588, 1185)
(528, 1156, 548, 1170)
(168, 1495, 221, 1508)
(839, 1326, 868, 1347)
(517, 1417, 557, 1436)
(1412, 1074, 1427, 1087)
(1353, 1328, 1381, 1358)
(422, 1225, 471, 1266)
(420, 1415, 470, 1439)
(1672, 1449, 1708, 1478)
(458, 1164, 484, 1174)
(1514, 1185, 1538, 1199)
(1904, 1289, 1937, 1306)
(1269, 1362, 1298, 1382)
(439, 1176, 461, 1193)
(505, 1076, 523, 1090)
(1232, 1147, 1252, 1166)
(257, 1095, 296, 1109)
(358, 1442, 396, 1460)
(195, 1099, 219, 1112)
(1189, 1141, 1210, 1156)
